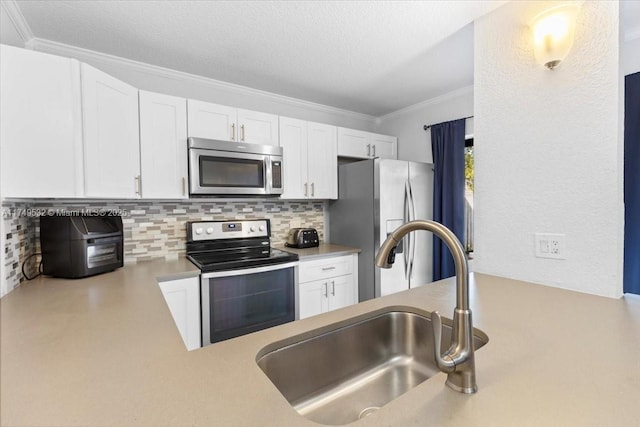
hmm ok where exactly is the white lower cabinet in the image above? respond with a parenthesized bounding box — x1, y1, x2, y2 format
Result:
(298, 254, 358, 319)
(158, 277, 201, 351)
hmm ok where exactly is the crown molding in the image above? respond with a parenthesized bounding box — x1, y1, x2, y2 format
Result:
(26, 37, 376, 124)
(376, 85, 474, 123)
(1, 0, 34, 44)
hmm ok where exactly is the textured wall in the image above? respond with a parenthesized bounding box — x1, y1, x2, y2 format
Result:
(473, 1, 622, 297)
(2, 199, 325, 295)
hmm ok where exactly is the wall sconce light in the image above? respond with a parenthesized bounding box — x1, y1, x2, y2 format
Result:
(530, 3, 581, 70)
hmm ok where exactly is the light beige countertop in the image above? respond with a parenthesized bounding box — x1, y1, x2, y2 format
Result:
(2, 259, 639, 426)
(274, 242, 361, 260)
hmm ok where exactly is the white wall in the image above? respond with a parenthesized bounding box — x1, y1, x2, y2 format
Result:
(375, 87, 474, 163)
(622, 37, 640, 76)
(473, 1, 622, 298)
(26, 39, 376, 132)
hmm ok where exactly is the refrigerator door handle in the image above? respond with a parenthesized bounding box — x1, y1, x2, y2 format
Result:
(407, 179, 417, 282)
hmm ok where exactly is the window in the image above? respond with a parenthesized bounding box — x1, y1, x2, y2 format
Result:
(464, 137, 474, 255)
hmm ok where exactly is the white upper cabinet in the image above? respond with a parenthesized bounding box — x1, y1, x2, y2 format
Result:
(279, 117, 337, 200)
(337, 128, 370, 159)
(279, 117, 307, 199)
(236, 108, 279, 145)
(370, 133, 398, 159)
(307, 122, 337, 199)
(81, 63, 141, 198)
(139, 91, 188, 199)
(186, 99, 236, 141)
(0, 45, 84, 198)
(337, 127, 397, 160)
(187, 100, 278, 146)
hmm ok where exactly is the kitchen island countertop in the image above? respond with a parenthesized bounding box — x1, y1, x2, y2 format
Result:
(1, 258, 639, 426)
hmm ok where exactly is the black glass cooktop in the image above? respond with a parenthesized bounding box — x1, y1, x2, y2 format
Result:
(187, 247, 298, 273)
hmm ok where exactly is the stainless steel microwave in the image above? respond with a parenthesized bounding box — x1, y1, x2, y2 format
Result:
(188, 137, 283, 196)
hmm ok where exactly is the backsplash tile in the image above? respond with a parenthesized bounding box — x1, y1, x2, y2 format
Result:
(2, 202, 38, 292)
(2, 199, 325, 293)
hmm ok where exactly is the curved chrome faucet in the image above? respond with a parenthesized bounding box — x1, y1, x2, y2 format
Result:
(375, 220, 478, 393)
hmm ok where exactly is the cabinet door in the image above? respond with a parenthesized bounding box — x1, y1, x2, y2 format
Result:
(307, 122, 337, 199)
(139, 91, 188, 199)
(237, 108, 279, 146)
(158, 277, 201, 351)
(279, 117, 307, 199)
(370, 133, 397, 159)
(327, 274, 356, 312)
(187, 99, 236, 141)
(298, 279, 329, 319)
(337, 127, 371, 159)
(82, 63, 140, 198)
(0, 45, 84, 198)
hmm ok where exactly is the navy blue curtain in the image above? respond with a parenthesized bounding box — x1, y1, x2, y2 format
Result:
(431, 119, 466, 281)
(624, 72, 640, 295)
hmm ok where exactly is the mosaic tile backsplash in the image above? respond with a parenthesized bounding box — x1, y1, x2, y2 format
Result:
(3, 200, 325, 294)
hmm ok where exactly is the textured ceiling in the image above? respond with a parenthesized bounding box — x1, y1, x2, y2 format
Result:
(14, 0, 510, 116)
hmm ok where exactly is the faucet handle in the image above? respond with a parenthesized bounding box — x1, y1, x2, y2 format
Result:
(431, 311, 455, 373)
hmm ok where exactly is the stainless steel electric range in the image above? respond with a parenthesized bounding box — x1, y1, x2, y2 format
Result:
(186, 219, 298, 346)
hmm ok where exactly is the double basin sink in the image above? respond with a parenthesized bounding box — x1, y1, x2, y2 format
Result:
(256, 306, 489, 425)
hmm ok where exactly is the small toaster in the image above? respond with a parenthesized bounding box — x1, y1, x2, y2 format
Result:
(285, 228, 319, 248)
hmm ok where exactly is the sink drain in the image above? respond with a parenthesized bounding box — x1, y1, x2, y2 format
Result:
(359, 407, 380, 419)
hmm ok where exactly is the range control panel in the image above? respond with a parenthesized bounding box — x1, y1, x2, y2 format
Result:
(188, 219, 269, 241)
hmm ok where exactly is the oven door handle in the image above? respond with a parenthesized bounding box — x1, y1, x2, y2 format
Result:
(200, 261, 299, 279)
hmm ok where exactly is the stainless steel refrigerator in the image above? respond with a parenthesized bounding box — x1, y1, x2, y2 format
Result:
(328, 158, 433, 301)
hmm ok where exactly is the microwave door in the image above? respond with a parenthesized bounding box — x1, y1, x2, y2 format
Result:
(189, 148, 269, 195)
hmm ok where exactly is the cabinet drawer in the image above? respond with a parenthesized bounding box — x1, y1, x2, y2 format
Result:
(299, 255, 353, 283)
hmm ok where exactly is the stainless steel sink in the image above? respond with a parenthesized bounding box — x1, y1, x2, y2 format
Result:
(256, 306, 489, 425)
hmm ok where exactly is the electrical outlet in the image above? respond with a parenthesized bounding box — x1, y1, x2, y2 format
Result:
(535, 233, 566, 259)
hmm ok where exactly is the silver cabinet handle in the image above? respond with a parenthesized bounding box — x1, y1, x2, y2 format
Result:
(367, 144, 371, 157)
(372, 144, 376, 157)
(323, 282, 328, 298)
(135, 175, 141, 196)
(182, 177, 186, 196)
(241, 124, 245, 141)
(231, 123, 236, 141)
(331, 280, 335, 296)
(311, 182, 315, 197)
(321, 266, 336, 271)
(304, 182, 308, 197)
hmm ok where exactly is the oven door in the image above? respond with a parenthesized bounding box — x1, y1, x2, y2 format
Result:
(189, 148, 273, 196)
(201, 262, 297, 345)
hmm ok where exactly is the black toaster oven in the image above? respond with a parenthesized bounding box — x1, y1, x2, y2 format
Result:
(40, 215, 124, 279)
